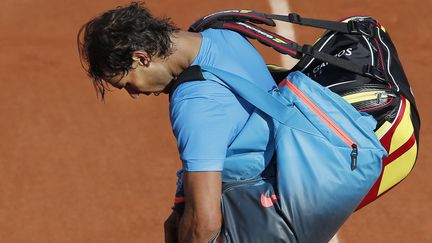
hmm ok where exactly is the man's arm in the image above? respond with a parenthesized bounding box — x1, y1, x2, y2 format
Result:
(178, 172, 222, 243)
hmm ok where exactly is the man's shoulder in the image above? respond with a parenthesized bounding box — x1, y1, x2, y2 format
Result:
(170, 78, 235, 105)
(201, 28, 249, 47)
(202, 28, 243, 38)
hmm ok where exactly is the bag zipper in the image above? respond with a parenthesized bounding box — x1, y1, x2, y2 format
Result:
(281, 79, 359, 170)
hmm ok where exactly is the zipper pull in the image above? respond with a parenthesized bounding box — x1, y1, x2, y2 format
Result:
(351, 144, 358, 171)
(376, 92, 383, 104)
(271, 86, 280, 94)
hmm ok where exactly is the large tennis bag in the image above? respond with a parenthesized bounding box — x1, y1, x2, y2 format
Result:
(189, 10, 420, 210)
(288, 15, 421, 209)
(185, 66, 387, 243)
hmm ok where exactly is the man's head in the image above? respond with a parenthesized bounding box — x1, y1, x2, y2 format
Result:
(77, 2, 179, 99)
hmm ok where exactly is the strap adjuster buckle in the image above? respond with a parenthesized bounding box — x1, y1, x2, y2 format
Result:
(301, 45, 314, 56)
(348, 20, 374, 37)
(288, 13, 301, 24)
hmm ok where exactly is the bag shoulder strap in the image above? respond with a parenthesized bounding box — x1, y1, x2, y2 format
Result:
(189, 10, 384, 81)
(190, 10, 375, 36)
(168, 65, 205, 99)
(169, 65, 291, 124)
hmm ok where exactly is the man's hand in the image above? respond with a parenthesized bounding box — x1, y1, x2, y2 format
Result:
(178, 172, 222, 243)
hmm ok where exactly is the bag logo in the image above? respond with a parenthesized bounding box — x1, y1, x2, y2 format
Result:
(260, 192, 278, 208)
(307, 47, 353, 78)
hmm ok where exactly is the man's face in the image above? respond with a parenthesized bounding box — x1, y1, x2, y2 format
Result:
(108, 55, 173, 98)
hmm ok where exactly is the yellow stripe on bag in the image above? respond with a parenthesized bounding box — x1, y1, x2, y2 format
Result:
(375, 121, 392, 139)
(389, 100, 414, 154)
(378, 100, 417, 195)
(378, 140, 417, 195)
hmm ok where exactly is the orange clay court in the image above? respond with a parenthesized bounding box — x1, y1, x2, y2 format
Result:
(1, 0, 431, 242)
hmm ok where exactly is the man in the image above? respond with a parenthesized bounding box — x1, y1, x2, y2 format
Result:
(78, 2, 276, 242)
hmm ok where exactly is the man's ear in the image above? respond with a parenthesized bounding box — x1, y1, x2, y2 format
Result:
(132, 51, 151, 67)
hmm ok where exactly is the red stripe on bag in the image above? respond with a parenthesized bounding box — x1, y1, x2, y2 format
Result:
(380, 97, 406, 151)
(383, 133, 416, 166)
(374, 38, 385, 70)
(223, 23, 298, 56)
(356, 97, 413, 210)
(357, 134, 415, 210)
(356, 173, 383, 210)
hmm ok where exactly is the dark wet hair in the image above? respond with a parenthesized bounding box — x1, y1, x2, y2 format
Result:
(77, 2, 179, 99)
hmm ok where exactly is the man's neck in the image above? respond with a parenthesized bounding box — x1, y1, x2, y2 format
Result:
(166, 30, 202, 78)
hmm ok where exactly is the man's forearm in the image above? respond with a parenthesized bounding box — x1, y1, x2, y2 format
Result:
(178, 172, 222, 243)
